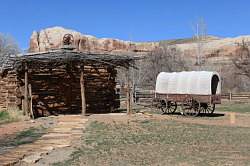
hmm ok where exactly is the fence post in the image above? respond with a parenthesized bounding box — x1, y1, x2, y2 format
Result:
(134, 90, 137, 103)
(80, 67, 86, 116)
(229, 92, 232, 101)
(126, 67, 132, 115)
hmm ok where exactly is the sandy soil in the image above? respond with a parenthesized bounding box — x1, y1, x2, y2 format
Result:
(0, 121, 39, 140)
(0, 117, 56, 141)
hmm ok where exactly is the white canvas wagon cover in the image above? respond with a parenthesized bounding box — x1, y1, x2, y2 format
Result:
(155, 71, 221, 95)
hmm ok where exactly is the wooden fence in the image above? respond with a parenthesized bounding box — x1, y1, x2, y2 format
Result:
(134, 90, 250, 103)
(221, 92, 250, 101)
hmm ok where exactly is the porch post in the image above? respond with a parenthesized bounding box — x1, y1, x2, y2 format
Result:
(80, 66, 86, 116)
(126, 67, 132, 115)
(28, 84, 34, 119)
(24, 63, 29, 116)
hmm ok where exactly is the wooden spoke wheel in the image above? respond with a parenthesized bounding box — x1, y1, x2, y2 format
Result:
(160, 100, 177, 114)
(181, 98, 200, 117)
(63, 34, 74, 45)
(200, 103, 215, 115)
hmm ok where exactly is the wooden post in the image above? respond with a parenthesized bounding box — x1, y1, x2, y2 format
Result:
(126, 68, 132, 115)
(28, 84, 34, 119)
(24, 64, 29, 116)
(80, 68, 86, 116)
(21, 100, 24, 114)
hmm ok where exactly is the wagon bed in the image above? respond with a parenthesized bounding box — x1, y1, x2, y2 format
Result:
(155, 93, 221, 104)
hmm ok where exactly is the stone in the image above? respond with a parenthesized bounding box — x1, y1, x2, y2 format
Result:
(41, 133, 72, 138)
(41, 146, 54, 151)
(29, 26, 158, 53)
(53, 144, 71, 148)
(22, 153, 42, 163)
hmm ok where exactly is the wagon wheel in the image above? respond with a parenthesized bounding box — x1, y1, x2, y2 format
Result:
(200, 103, 215, 115)
(181, 98, 200, 117)
(63, 34, 74, 45)
(160, 100, 177, 114)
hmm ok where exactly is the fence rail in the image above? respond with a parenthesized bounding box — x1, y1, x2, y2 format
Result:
(134, 90, 250, 103)
(222, 93, 250, 101)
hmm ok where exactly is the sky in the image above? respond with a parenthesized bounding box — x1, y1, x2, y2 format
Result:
(0, 0, 250, 50)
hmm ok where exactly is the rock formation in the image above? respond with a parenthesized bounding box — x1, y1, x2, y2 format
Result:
(29, 26, 250, 58)
(29, 26, 158, 53)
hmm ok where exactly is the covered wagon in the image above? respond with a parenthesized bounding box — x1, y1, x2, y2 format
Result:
(155, 71, 221, 116)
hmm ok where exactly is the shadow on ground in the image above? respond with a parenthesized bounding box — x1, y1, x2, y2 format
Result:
(162, 112, 225, 117)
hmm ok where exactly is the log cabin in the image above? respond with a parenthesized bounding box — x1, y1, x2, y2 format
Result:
(0, 49, 137, 118)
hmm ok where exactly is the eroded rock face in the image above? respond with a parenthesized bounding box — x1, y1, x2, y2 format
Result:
(29, 26, 250, 57)
(29, 26, 158, 53)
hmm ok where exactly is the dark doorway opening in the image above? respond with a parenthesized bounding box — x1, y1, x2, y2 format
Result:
(211, 75, 220, 95)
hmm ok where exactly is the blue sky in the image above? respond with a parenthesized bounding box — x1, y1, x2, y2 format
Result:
(0, 0, 250, 49)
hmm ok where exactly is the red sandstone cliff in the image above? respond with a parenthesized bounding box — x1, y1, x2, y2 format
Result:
(29, 26, 158, 53)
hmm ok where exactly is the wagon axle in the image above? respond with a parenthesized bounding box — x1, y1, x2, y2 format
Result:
(155, 99, 216, 117)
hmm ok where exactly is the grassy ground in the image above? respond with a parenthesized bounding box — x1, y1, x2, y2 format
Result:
(216, 103, 250, 113)
(55, 117, 250, 166)
(13, 127, 46, 145)
(0, 111, 10, 122)
(0, 109, 26, 124)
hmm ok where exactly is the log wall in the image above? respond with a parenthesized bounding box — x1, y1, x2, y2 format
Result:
(16, 65, 119, 117)
(0, 71, 21, 110)
(0, 65, 120, 117)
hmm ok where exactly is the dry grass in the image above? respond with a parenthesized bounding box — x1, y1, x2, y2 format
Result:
(55, 116, 250, 166)
(0, 107, 27, 124)
(217, 103, 250, 113)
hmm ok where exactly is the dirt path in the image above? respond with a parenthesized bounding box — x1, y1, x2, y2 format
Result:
(0, 120, 41, 141)
(0, 115, 88, 166)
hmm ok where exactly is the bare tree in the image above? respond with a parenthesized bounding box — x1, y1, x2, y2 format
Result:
(192, 17, 207, 68)
(134, 46, 189, 88)
(233, 40, 250, 78)
(0, 33, 20, 55)
(0, 33, 20, 70)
